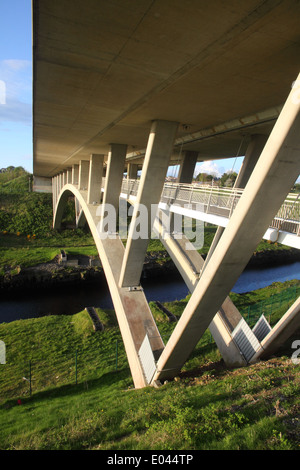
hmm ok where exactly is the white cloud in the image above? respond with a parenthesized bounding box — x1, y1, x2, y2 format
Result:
(2, 59, 31, 71)
(0, 59, 32, 124)
(195, 161, 223, 178)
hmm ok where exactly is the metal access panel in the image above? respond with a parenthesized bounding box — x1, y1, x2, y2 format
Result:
(252, 314, 272, 342)
(232, 318, 261, 363)
(138, 334, 157, 384)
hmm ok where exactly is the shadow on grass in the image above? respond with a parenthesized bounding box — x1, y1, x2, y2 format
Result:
(1, 367, 132, 410)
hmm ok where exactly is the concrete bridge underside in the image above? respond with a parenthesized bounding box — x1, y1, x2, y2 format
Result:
(33, 1, 300, 387)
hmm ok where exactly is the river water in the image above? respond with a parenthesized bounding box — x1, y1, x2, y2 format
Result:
(0, 262, 299, 323)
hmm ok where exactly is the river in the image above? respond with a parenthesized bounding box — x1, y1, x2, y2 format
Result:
(0, 262, 299, 323)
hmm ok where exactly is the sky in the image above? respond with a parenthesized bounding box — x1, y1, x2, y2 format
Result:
(0, 1, 249, 177)
(0, 0, 32, 172)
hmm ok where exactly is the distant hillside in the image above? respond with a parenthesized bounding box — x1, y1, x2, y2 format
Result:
(0, 166, 53, 236)
(0, 166, 30, 193)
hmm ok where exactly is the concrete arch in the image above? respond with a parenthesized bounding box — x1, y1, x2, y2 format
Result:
(53, 184, 165, 389)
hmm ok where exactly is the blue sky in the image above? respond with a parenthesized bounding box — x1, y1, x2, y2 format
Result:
(0, 0, 32, 172)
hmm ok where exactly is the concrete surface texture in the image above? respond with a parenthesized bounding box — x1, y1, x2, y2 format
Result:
(32, 0, 300, 176)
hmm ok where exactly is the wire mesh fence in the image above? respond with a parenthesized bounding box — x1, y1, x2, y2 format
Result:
(238, 285, 299, 328)
(0, 338, 127, 401)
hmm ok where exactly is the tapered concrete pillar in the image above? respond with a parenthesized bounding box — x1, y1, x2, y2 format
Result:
(58, 172, 63, 194)
(119, 120, 178, 288)
(99, 143, 127, 232)
(153, 211, 247, 368)
(67, 167, 72, 184)
(52, 176, 56, 212)
(87, 154, 104, 204)
(78, 160, 89, 190)
(178, 151, 198, 183)
(235, 134, 268, 189)
(153, 76, 300, 383)
(55, 175, 59, 205)
(127, 163, 138, 180)
(63, 170, 68, 187)
(72, 164, 79, 185)
(202, 133, 269, 273)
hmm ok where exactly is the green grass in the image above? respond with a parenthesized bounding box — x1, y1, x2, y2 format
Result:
(0, 282, 299, 450)
(1, 224, 293, 273)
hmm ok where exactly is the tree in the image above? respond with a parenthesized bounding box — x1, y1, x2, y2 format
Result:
(220, 171, 238, 187)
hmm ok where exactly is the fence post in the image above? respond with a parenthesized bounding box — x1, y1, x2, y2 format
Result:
(75, 350, 78, 385)
(29, 361, 32, 397)
(280, 291, 282, 308)
(115, 340, 118, 370)
(270, 294, 274, 319)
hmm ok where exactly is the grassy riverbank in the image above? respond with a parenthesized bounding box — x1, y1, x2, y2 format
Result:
(0, 280, 299, 450)
(1, 227, 298, 278)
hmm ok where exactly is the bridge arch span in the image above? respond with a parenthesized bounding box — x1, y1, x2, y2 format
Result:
(53, 184, 166, 389)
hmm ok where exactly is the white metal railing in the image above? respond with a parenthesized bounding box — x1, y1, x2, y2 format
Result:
(269, 196, 300, 235)
(101, 178, 300, 236)
(160, 182, 244, 219)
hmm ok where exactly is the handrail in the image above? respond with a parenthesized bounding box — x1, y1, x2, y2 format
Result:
(99, 177, 300, 236)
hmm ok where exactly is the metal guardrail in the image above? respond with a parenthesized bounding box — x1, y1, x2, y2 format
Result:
(118, 179, 300, 236)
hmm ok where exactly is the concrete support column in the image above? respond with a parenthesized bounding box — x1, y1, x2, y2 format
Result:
(202, 133, 268, 273)
(101, 143, 128, 216)
(59, 172, 63, 194)
(78, 160, 89, 190)
(62, 170, 67, 187)
(153, 77, 300, 383)
(177, 150, 198, 183)
(55, 175, 59, 204)
(235, 134, 268, 189)
(67, 168, 72, 184)
(127, 163, 138, 180)
(87, 154, 104, 204)
(72, 164, 79, 185)
(52, 176, 56, 212)
(119, 120, 178, 288)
